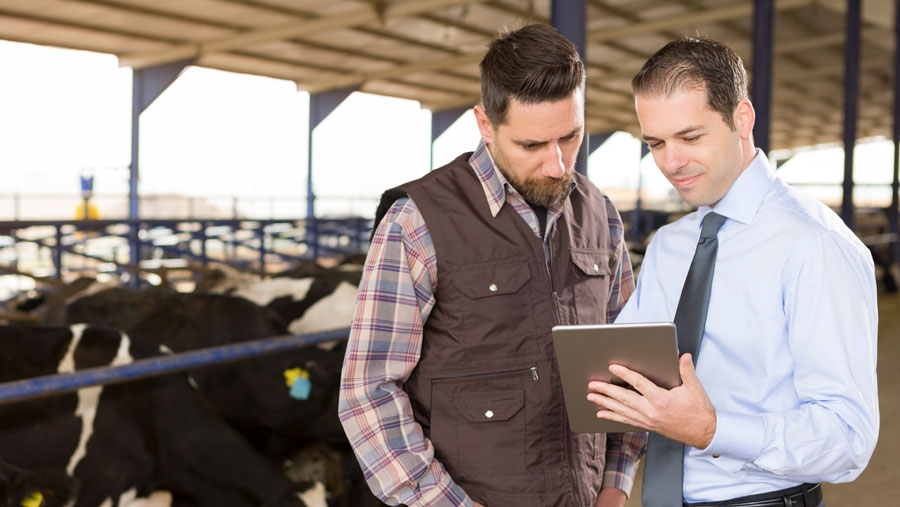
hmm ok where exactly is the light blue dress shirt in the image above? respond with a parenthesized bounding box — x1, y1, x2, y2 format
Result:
(616, 150, 879, 502)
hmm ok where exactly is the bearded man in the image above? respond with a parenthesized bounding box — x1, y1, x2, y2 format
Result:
(339, 24, 645, 507)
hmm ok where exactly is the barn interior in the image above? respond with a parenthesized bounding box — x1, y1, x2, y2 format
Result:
(0, 0, 897, 505)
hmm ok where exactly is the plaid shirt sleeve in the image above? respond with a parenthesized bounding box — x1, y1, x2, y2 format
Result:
(602, 195, 648, 496)
(338, 197, 473, 507)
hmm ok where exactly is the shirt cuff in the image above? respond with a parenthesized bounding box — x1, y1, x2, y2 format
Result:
(697, 409, 765, 464)
(601, 450, 642, 497)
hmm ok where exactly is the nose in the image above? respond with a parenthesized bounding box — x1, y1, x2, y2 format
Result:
(660, 144, 687, 175)
(541, 143, 566, 179)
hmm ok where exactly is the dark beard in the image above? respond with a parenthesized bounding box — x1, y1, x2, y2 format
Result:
(497, 162, 574, 209)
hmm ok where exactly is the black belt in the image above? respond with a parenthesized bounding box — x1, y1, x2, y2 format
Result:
(685, 483, 822, 507)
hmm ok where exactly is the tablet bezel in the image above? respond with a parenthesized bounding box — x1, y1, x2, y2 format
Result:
(552, 322, 681, 433)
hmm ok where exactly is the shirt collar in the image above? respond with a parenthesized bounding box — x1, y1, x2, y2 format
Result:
(697, 148, 775, 227)
(468, 141, 508, 217)
(468, 140, 577, 218)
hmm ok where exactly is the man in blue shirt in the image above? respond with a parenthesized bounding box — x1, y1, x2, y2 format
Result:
(586, 38, 879, 506)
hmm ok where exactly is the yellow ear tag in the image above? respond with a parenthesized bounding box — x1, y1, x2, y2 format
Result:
(283, 367, 311, 387)
(284, 368, 302, 387)
(21, 491, 43, 507)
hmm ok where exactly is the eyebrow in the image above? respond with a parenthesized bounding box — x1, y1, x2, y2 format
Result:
(513, 127, 582, 146)
(642, 125, 705, 142)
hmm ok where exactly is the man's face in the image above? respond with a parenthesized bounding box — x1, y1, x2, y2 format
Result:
(475, 91, 584, 208)
(635, 87, 751, 208)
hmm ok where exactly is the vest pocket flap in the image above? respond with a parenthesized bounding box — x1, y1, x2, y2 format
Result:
(453, 261, 531, 298)
(571, 249, 610, 276)
(454, 390, 524, 423)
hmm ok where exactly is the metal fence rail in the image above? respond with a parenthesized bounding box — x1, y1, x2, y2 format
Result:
(0, 217, 372, 282)
(0, 326, 351, 406)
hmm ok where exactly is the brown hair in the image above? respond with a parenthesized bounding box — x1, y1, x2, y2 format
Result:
(632, 37, 747, 129)
(480, 24, 585, 126)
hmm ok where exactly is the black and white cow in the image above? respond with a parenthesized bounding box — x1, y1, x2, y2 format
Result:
(0, 324, 315, 507)
(63, 288, 378, 507)
(197, 263, 360, 344)
(0, 457, 78, 507)
(3, 277, 120, 326)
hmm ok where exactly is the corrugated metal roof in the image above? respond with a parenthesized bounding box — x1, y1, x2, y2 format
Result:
(0, 0, 894, 152)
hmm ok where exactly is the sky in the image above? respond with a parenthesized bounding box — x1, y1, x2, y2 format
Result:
(1, 39, 898, 221)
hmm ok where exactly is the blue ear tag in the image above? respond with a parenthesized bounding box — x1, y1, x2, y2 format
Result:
(289, 376, 312, 400)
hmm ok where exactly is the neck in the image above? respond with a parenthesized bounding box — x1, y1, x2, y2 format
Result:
(741, 139, 758, 171)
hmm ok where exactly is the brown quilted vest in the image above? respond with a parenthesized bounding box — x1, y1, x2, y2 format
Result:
(377, 152, 619, 507)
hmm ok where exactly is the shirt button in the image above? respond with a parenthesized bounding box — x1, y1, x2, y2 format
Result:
(712, 454, 721, 458)
(592, 263, 599, 272)
(485, 410, 494, 419)
(488, 283, 498, 292)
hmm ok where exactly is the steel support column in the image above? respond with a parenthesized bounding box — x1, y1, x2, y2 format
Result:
(430, 106, 469, 170)
(588, 132, 614, 155)
(891, 0, 900, 262)
(551, 0, 589, 176)
(752, 0, 774, 154)
(841, 0, 861, 230)
(129, 59, 192, 279)
(307, 87, 357, 259)
(54, 225, 63, 281)
(631, 143, 650, 242)
(257, 223, 266, 275)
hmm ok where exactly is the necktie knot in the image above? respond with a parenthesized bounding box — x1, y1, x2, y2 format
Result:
(700, 212, 726, 239)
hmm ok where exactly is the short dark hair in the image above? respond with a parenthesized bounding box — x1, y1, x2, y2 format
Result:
(632, 37, 748, 129)
(480, 24, 585, 126)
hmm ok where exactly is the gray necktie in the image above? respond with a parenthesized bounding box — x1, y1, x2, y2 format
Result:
(642, 211, 726, 507)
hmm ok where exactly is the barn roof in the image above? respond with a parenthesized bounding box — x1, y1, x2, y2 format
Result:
(0, 0, 894, 152)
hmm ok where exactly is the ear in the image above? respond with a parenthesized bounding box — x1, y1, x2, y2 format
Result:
(734, 98, 755, 140)
(473, 104, 495, 145)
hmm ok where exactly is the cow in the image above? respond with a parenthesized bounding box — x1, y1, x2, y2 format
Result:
(0, 457, 78, 507)
(64, 288, 378, 507)
(0, 324, 315, 507)
(2, 277, 119, 326)
(196, 262, 360, 344)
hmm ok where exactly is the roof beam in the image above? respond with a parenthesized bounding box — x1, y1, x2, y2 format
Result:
(588, 0, 813, 42)
(302, 52, 485, 94)
(118, 0, 486, 69)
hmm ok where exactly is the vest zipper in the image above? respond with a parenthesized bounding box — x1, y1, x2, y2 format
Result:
(530, 366, 539, 381)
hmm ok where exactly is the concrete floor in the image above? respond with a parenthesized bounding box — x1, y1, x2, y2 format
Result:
(626, 292, 900, 506)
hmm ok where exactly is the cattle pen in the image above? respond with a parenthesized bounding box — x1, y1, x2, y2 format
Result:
(0, 216, 372, 288)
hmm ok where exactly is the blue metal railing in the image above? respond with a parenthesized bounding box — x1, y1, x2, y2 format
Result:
(0, 217, 372, 282)
(0, 326, 351, 406)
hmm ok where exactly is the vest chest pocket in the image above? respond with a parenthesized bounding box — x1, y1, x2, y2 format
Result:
(449, 259, 538, 357)
(570, 248, 612, 324)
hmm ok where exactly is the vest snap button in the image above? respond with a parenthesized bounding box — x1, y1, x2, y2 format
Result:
(488, 283, 498, 292)
(593, 263, 599, 272)
(485, 410, 494, 418)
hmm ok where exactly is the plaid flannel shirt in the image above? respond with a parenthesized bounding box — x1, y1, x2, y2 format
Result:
(339, 143, 647, 506)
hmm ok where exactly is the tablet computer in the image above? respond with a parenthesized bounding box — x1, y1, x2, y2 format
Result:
(552, 322, 681, 433)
